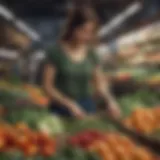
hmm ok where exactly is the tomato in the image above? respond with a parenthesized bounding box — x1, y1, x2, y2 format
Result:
(23, 143, 38, 157)
(87, 130, 104, 140)
(37, 132, 50, 145)
(15, 122, 30, 133)
(79, 134, 94, 148)
(28, 132, 39, 144)
(41, 144, 55, 157)
(5, 131, 17, 149)
(0, 136, 6, 150)
(16, 134, 30, 150)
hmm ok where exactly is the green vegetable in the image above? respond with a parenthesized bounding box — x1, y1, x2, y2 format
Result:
(118, 89, 160, 117)
(86, 151, 100, 160)
(65, 118, 117, 134)
(37, 115, 65, 135)
(61, 147, 88, 160)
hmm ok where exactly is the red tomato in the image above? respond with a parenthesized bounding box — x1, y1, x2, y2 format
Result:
(41, 144, 55, 157)
(16, 134, 30, 150)
(23, 143, 38, 157)
(5, 132, 17, 149)
(79, 134, 94, 148)
(37, 132, 50, 145)
(67, 136, 80, 146)
(0, 136, 6, 150)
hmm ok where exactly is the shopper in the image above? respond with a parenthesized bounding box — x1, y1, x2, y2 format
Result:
(43, 7, 120, 118)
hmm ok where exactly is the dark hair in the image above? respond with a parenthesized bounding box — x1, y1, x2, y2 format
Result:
(61, 7, 99, 42)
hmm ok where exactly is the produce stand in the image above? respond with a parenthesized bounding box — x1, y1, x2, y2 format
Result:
(0, 82, 160, 159)
(0, 106, 160, 159)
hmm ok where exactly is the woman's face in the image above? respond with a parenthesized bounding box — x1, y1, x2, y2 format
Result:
(73, 21, 97, 44)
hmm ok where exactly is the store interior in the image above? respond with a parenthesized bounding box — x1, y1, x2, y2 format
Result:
(0, 0, 160, 159)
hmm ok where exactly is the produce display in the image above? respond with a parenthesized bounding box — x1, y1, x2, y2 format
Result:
(0, 105, 160, 159)
(146, 74, 160, 86)
(66, 127, 160, 160)
(3, 108, 65, 136)
(0, 69, 160, 159)
(23, 84, 49, 106)
(118, 90, 160, 116)
(108, 67, 160, 85)
(0, 122, 56, 159)
(89, 132, 157, 160)
(0, 81, 49, 107)
(123, 107, 160, 134)
(106, 67, 160, 96)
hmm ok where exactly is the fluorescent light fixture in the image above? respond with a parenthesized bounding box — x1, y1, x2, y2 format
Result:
(15, 20, 40, 41)
(0, 4, 14, 20)
(126, 2, 141, 15)
(117, 21, 160, 46)
(99, 2, 142, 37)
(0, 48, 18, 59)
(0, 4, 40, 41)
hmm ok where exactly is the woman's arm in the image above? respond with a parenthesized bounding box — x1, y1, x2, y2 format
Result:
(43, 63, 86, 118)
(93, 66, 121, 117)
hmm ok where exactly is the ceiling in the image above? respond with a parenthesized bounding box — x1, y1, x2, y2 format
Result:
(2, 0, 138, 19)
(1, 0, 160, 42)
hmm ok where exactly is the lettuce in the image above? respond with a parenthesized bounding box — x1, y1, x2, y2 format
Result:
(37, 115, 65, 135)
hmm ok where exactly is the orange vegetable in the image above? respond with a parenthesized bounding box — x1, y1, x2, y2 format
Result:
(23, 143, 38, 157)
(41, 144, 55, 157)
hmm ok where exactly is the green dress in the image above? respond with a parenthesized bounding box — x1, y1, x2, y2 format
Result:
(45, 45, 99, 115)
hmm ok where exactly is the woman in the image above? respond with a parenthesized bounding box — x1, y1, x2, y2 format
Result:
(43, 8, 120, 118)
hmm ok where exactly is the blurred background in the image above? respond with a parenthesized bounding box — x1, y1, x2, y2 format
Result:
(0, 0, 159, 84)
(0, 0, 160, 159)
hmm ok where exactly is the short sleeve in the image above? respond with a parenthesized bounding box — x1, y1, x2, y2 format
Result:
(45, 46, 60, 67)
(89, 50, 100, 66)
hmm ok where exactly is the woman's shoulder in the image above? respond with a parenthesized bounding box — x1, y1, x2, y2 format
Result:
(45, 44, 63, 65)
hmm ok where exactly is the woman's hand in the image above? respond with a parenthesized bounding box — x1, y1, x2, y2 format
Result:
(68, 102, 86, 119)
(108, 101, 121, 118)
